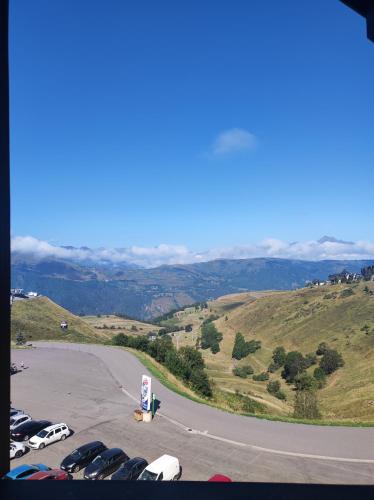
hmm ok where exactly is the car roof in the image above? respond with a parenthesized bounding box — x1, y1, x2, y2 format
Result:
(27, 471, 52, 480)
(121, 457, 147, 469)
(128, 457, 147, 465)
(208, 474, 232, 482)
(17, 420, 51, 430)
(101, 448, 123, 458)
(76, 441, 104, 452)
(42, 423, 67, 431)
(27, 470, 64, 480)
(146, 455, 178, 473)
(8, 464, 38, 477)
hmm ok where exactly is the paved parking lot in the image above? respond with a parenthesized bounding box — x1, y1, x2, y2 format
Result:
(10, 347, 374, 483)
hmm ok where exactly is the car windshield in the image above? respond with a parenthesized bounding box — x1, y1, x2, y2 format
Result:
(10, 418, 15, 425)
(70, 450, 81, 459)
(92, 456, 105, 466)
(138, 470, 158, 481)
(37, 430, 48, 438)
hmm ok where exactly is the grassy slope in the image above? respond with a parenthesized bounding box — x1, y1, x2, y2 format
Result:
(11, 297, 111, 343)
(10, 292, 374, 425)
(207, 282, 374, 422)
(161, 283, 374, 421)
(82, 314, 159, 336)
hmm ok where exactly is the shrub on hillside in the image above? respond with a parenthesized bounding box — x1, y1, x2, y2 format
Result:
(190, 368, 212, 398)
(267, 362, 278, 373)
(267, 380, 286, 400)
(319, 349, 344, 375)
(147, 336, 174, 363)
(233, 365, 254, 378)
(281, 351, 307, 383)
(112, 332, 213, 398)
(340, 288, 354, 298)
(246, 340, 262, 353)
(360, 324, 370, 335)
(201, 322, 223, 354)
(316, 342, 329, 356)
(304, 353, 317, 368)
(272, 346, 286, 368)
(293, 390, 321, 419)
(232, 332, 247, 360)
(267, 380, 280, 394)
(253, 372, 269, 381)
(294, 373, 318, 391)
(202, 314, 219, 324)
(179, 346, 205, 372)
(232, 333, 261, 360)
(223, 390, 265, 414)
(165, 349, 189, 379)
(313, 367, 327, 388)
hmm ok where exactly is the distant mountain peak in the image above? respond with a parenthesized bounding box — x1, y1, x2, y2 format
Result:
(318, 236, 353, 245)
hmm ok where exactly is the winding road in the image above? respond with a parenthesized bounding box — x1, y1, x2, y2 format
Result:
(34, 342, 374, 464)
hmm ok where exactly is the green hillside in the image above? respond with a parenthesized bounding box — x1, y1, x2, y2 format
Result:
(11, 296, 111, 344)
(165, 282, 374, 422)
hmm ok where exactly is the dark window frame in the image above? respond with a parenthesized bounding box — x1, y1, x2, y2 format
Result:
(1, 1, 373, 499)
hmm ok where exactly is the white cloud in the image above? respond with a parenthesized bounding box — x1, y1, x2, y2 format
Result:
(11, 235, 374, 268)
(211, 128, 256, 155)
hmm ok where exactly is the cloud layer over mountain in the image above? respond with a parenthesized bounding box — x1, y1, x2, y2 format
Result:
(11, 235, 374, 268)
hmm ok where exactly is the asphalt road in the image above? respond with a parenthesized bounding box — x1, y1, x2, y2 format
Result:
(10, 344, 374, 483)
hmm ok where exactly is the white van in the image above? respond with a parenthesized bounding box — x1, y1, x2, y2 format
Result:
(138, 455, 181, 481)
(28, 423, 70, 449)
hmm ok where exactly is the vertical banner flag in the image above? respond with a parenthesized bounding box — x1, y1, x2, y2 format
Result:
(141, 375, 152, 411)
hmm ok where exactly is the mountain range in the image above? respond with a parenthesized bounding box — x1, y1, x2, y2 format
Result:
(11, 255, 374, 319)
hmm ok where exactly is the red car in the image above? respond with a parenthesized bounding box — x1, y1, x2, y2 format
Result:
(208, 474, 232, 482)
(27, 469, 70, 480)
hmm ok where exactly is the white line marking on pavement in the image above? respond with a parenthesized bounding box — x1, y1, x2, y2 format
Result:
(121, 387, 374, 464)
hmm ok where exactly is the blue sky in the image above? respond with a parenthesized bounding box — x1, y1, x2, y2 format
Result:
(9, 0, 374, 263)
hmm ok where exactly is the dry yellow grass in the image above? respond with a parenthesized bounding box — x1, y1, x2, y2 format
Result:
(82, 314, 159, 336)
(166, 283, 374, 422)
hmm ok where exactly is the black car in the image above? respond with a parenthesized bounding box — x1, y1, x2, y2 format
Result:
(111, 457, 148, 480)
(84, 448, 128, 480)
(60, 441, 107, 473)
(10, 420, 52, 442)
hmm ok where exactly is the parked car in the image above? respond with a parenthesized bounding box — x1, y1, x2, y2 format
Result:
(138, 455, 182, 481)
(10, 408, 24, 418)
(28, 423, 70, 450)
(10, 441, 27, 459)
(84, 448, 128, 480)
(208, 474, 232, 482)
(111, 457, 148, 480)
(3, 464, 50, 480)
(27, 469, 69, 480)
(60, 441, 107, 473)
(11, 420, 52, 442)
(10, 414, 31, 431)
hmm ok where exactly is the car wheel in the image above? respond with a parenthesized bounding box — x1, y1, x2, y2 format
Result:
(15, 450, 23, 458)
(73, 465, 80, 473)
(60, 434, 66, 441)
(39, 443, 45, 450)
(174, 466, 182, 480)
(97, 474, 104, 480)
